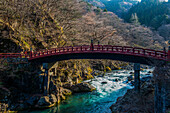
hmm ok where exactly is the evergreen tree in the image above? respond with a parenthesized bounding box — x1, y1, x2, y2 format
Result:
(123, 0, 169, 29)
(103, 8, 108, 12)
(130, 13, 140, 25)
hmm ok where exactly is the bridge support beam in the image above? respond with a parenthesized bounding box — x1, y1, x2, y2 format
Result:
(168, 41, 170, 61)
(43, 63, 50, 96)
(134, 63, 140, 93)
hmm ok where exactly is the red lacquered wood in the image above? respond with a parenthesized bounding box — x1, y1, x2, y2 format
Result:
(0, 45, 169, 61)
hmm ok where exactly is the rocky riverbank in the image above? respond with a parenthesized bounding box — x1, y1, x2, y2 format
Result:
(110, 76, 155, 112)
(110, 64, 170, 113)
(1, 82, 95, 112)
(0, 62, 151, 112)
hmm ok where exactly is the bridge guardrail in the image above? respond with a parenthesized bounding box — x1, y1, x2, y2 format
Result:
(0, 45, 169, 61)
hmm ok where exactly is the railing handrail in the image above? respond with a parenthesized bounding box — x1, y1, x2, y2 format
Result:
(0, 45, 169, 61)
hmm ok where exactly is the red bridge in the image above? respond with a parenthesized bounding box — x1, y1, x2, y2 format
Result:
(0, 45, 170, 65)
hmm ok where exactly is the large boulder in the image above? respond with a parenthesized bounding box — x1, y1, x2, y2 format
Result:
(37, 96, 51, 106)
(63, 83, 72, 89)
(26, 96, 40, 106)
(101, 81, 107, 84)
(16, 103, 28, 110)
(49, 83, 60, 94)
(55, 93, 61, 104)
(71, 82, 96, 93)
(60, 93, 66, 100)
(62, 88, 72, 96)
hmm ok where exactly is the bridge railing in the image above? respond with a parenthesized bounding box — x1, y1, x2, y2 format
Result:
(28, 45, 168, 61)
(0, 45, 168, 61)
(0, 53, 22, 58)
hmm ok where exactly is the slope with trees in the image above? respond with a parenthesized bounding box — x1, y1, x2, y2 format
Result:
(123, 0, 170, 40)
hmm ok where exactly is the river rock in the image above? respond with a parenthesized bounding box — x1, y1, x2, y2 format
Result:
(37, 96, 51, 106)
(48, 94, 57, 103)
(60, 93, 66, 100)
(26, 96, 40, 106)
(127, 75, 134, 81)
(49, 81, 55, 93)
(129, 72, 134, 74)
(110, 75, 155, 113)
(17, 103, 28, 110)
(113, 79, 119, 82)
(101, 81, 107, 84)
(141, 76, 152, 82)
(55, 93, 61, 103)
(148, 71, 152, 73)
(63, 83, 72, 89)
(62, 88, 72, 96)
(71, 83, 96, 93)
(97, 75, 103, 77)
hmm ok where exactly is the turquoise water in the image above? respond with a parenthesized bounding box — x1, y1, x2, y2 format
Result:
(23, 69, 153, 113)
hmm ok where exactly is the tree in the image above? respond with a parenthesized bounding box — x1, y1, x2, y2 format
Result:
(130, 13, 140, 25)
(103, 8, 108, 12)
(94, 8, 101, 14)
(124, 0, 169, 29)
(0, 0, 82, 50)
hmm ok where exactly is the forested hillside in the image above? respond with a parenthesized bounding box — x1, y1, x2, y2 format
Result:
(84, 0, 139, 16)
(123, 0, 170, 40)
(0, 0, 166, 52)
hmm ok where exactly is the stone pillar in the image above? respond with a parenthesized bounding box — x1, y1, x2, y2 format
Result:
(134, 63, 140, 93)
(43, 63, 50, 96)
(168, 41, 170, 61)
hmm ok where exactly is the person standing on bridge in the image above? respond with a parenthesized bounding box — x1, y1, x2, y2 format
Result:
(91, 39, 94, 51)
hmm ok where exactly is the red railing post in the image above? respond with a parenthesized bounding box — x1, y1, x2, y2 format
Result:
(81, 46, 82, 51)
(155, 51, 157, 57)
(30, 51, 32, 58)
(55, 49, 57, 53)
(143, 49, 145, 56)
(24, 51, 27, 58)
(20, 53, 22, 58)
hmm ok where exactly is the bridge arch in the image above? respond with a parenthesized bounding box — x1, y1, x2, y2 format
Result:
(28, 45, 169, 65)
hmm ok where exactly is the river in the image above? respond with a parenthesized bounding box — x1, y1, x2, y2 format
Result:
(24, 68, 153, 113)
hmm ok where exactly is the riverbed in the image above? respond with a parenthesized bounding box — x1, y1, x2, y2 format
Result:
(24, 68, 153, 113)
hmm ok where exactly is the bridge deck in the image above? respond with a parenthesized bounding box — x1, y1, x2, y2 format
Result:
(0, 45, 169, 65)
